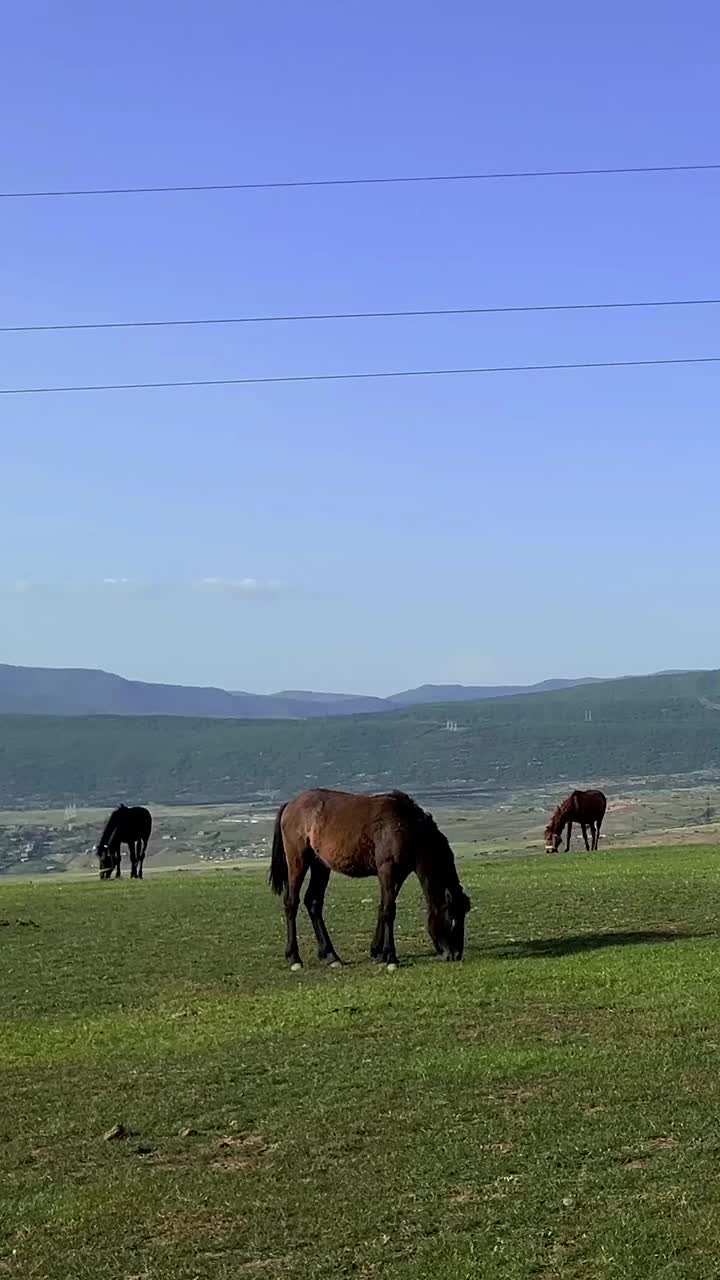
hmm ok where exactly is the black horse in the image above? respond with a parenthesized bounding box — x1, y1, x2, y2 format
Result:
(97, 805, 152, 880)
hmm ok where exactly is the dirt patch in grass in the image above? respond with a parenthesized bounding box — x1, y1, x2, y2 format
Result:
(235, 1259, 294, 1275)
(157, 1208, 238, 1244)
(209, 1132, 278, 1173)
(486, 1084, 546, 1105)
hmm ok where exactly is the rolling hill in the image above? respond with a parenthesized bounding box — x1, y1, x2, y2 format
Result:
(387, 678, 603, 705)
(0, 664, 387, 719)
(1, 667, 720, 808)
(0, 663, 606, 720)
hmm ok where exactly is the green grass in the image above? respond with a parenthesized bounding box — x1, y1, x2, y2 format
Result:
(3, 846, 720, 1277)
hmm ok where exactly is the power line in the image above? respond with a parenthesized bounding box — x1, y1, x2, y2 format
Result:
(2, 354, 719, 397)
(2, 162, 719, 202)
(3, 295, 720, 336)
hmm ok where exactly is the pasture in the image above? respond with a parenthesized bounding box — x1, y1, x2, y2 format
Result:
(3, 845, 720, 1278)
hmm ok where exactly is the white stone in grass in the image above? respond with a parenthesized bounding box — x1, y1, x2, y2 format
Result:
(290, 962, 303, 972)
(386, 963, 398, 973)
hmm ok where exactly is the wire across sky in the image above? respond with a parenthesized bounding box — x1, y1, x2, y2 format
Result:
(2, 295, 720, 336)
(4, 159, 718, 398)
(1, 160, 719, 201)
(2, 355, 719, 398)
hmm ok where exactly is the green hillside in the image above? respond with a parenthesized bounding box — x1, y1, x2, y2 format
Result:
(1, 667, 720, 807)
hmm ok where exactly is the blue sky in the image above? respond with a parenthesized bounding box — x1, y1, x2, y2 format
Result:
(2, 0, 719, 695)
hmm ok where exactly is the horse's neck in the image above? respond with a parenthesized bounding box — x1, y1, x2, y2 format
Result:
(99, 809, 120, 846)
(415, 851, 456, 899)
(553, 798, 575, 832)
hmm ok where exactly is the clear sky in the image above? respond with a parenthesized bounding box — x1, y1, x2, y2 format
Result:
(2, 0, 719, 696)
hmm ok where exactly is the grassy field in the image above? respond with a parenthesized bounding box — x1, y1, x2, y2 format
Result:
(3, 846, 720, 1278)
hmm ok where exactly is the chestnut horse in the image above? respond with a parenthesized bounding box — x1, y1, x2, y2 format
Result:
(544, 790, 607, 853)
(96, 805, 152, 879)
(269, 788, 471, 969)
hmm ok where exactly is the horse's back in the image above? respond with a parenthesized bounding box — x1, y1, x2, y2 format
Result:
(284, 787, 411, 821)
(133, 806, 152, 838)
(574, 789, 607, 818)
(281, 788, 419, 877)
(121, 805, 152, 839)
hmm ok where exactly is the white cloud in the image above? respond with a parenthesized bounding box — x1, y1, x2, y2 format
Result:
(2, 575, 284, 596)
(191, 576, 283, 595)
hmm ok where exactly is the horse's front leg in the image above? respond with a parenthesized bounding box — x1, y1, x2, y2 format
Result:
(377, 867, 399, 969)
(565, 822, 573, 852)
(580, 822, 590, 851)
(370, 907, 385, 960)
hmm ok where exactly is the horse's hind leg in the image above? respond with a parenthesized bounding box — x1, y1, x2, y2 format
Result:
(304, 859, 342, 966)
(580, 822, 590, 852)
(137, 839, 147, 879)
(129, 842, 138, 879)
(377, 865, 400, 968)
(370, 907, 385, 959)
(284, 849, 310, 970)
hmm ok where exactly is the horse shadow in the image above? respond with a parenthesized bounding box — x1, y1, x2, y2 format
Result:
(481, 928, 712, 960)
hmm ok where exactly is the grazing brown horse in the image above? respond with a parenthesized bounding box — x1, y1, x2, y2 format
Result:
(544, 790, 607, 853)
(96, 805, 152, 879)
(269, 788, 471, 970)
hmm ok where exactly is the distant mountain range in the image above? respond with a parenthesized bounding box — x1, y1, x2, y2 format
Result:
(0, 663, 607, 720)
(2, 666, 719, 811)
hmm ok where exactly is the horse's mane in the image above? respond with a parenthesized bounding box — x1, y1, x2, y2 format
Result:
(388, 791, 462, 890)
(548, 793, 576, 832)
(388, 790, 428, 823)
(97, 805, 124, 849)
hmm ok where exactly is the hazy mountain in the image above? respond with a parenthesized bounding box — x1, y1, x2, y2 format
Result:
(271, 690, 388, 710)
(0, 663, 604, 720)
(3, 667, 720, 810)
(388, 678, 603, 705)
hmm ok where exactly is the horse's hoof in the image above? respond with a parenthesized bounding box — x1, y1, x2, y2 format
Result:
(386, 962, 398, 973)
(290, 962, 303, 972)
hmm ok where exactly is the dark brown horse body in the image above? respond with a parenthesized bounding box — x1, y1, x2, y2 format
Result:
(544, 790, 607, 852)
(269, 788, 471, 969)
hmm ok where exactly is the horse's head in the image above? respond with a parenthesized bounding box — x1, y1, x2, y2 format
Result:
(544, 824, 561, 853)
(96, 843, 115, 878)
(428, 885, 472, 961)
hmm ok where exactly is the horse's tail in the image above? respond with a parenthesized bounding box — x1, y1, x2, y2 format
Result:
(269, 804, 289, 896)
